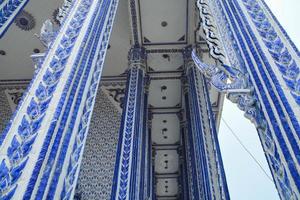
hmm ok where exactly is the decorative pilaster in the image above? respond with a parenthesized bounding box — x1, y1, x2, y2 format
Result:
(151, 151, 156, 200)
(142, 76, 153, 200)
(138, 75, 150, 200)
(178, 112, 189, 200)
(183, 46, 230, 200)
(182, 49, 203, 199)
(0, 0, 119, 199)
(111, 46, 148, 200)
(196, 0, 300, 198)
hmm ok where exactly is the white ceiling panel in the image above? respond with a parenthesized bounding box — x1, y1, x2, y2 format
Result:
(149, 79, 181, 108)
(140, 0, 187, 45)
(152, 113, 180, 145)
(156, 178, 178, 197)
(154, 150, 179, 174)
(147, 52, 183, 71)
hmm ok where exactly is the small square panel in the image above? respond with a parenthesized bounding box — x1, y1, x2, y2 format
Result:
(154, 150, 179, 174)
(156, 178, 178, 197)
(149, 79, 181, 108)
(152, 113, 180, 145)
(147, 52, 183, 71)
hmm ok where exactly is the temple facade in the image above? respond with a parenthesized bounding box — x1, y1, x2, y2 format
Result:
(0, 0, 299, 199)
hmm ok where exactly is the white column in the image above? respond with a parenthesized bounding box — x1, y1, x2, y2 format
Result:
(196, 0, 300, 198)
(0, 0, 119, 199)
(183, 46, 229, 200)
(111, 46, 148, 200)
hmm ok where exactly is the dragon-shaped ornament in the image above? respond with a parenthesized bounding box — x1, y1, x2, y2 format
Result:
(192, 49, 251, 94)
(35, 19, 57, 48)
(31, 19, 57, 71)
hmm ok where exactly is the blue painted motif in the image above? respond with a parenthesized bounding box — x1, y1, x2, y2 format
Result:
(0, 0, 30, 37)
(111, 47, 146, 199)
(39, 0, 112, 197)
(129, 0, 139, 44)
(260, 0, 300, 57)
(114, 67, 140, 200)
(56, 0, 74, 25)
(241, 0, 300, 105)
(60, 1, 119, 199)
(192, 50, 250, 93)
(226, 0, 300, 195)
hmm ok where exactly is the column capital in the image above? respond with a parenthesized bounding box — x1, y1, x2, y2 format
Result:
(128, 45, 147, 69)
(183, 45, 199, 64)
(182, 45, 193, 61)
(182, 45, 198, 72)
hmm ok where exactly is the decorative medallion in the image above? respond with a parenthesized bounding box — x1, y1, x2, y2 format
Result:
(52, 8, 61, 25)
(14, 11, 35, 31)
(0, 50, 6, 55)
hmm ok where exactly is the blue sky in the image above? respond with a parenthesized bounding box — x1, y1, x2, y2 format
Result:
(219, 0, 299, 199)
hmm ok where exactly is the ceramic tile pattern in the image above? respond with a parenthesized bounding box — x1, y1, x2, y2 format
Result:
(75, 89, 121, 199)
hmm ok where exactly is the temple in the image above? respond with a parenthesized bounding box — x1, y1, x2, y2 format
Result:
(0, 0, 299, 199)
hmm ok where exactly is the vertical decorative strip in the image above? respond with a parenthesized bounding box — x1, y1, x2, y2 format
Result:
(146, 111, 153, 200)
(128, 0, 141, 44)
(0, 0, 93, 198)
(56, 1, 119, 199)
(183, 87, 201, 199)
(111, 46, 146, 200)
(201, 74, 231, 200)
(240, 0, 300, 104)
(179, 121, 190, 200)
(139, 76, 150, 200)
(183, 46, 230, 200)
(147, 116, 153, 199)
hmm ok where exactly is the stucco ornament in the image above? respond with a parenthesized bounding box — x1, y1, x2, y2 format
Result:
(35, 19, 57, 48)
(192, 50, 251, 94)
(56, 0, 74, 25)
